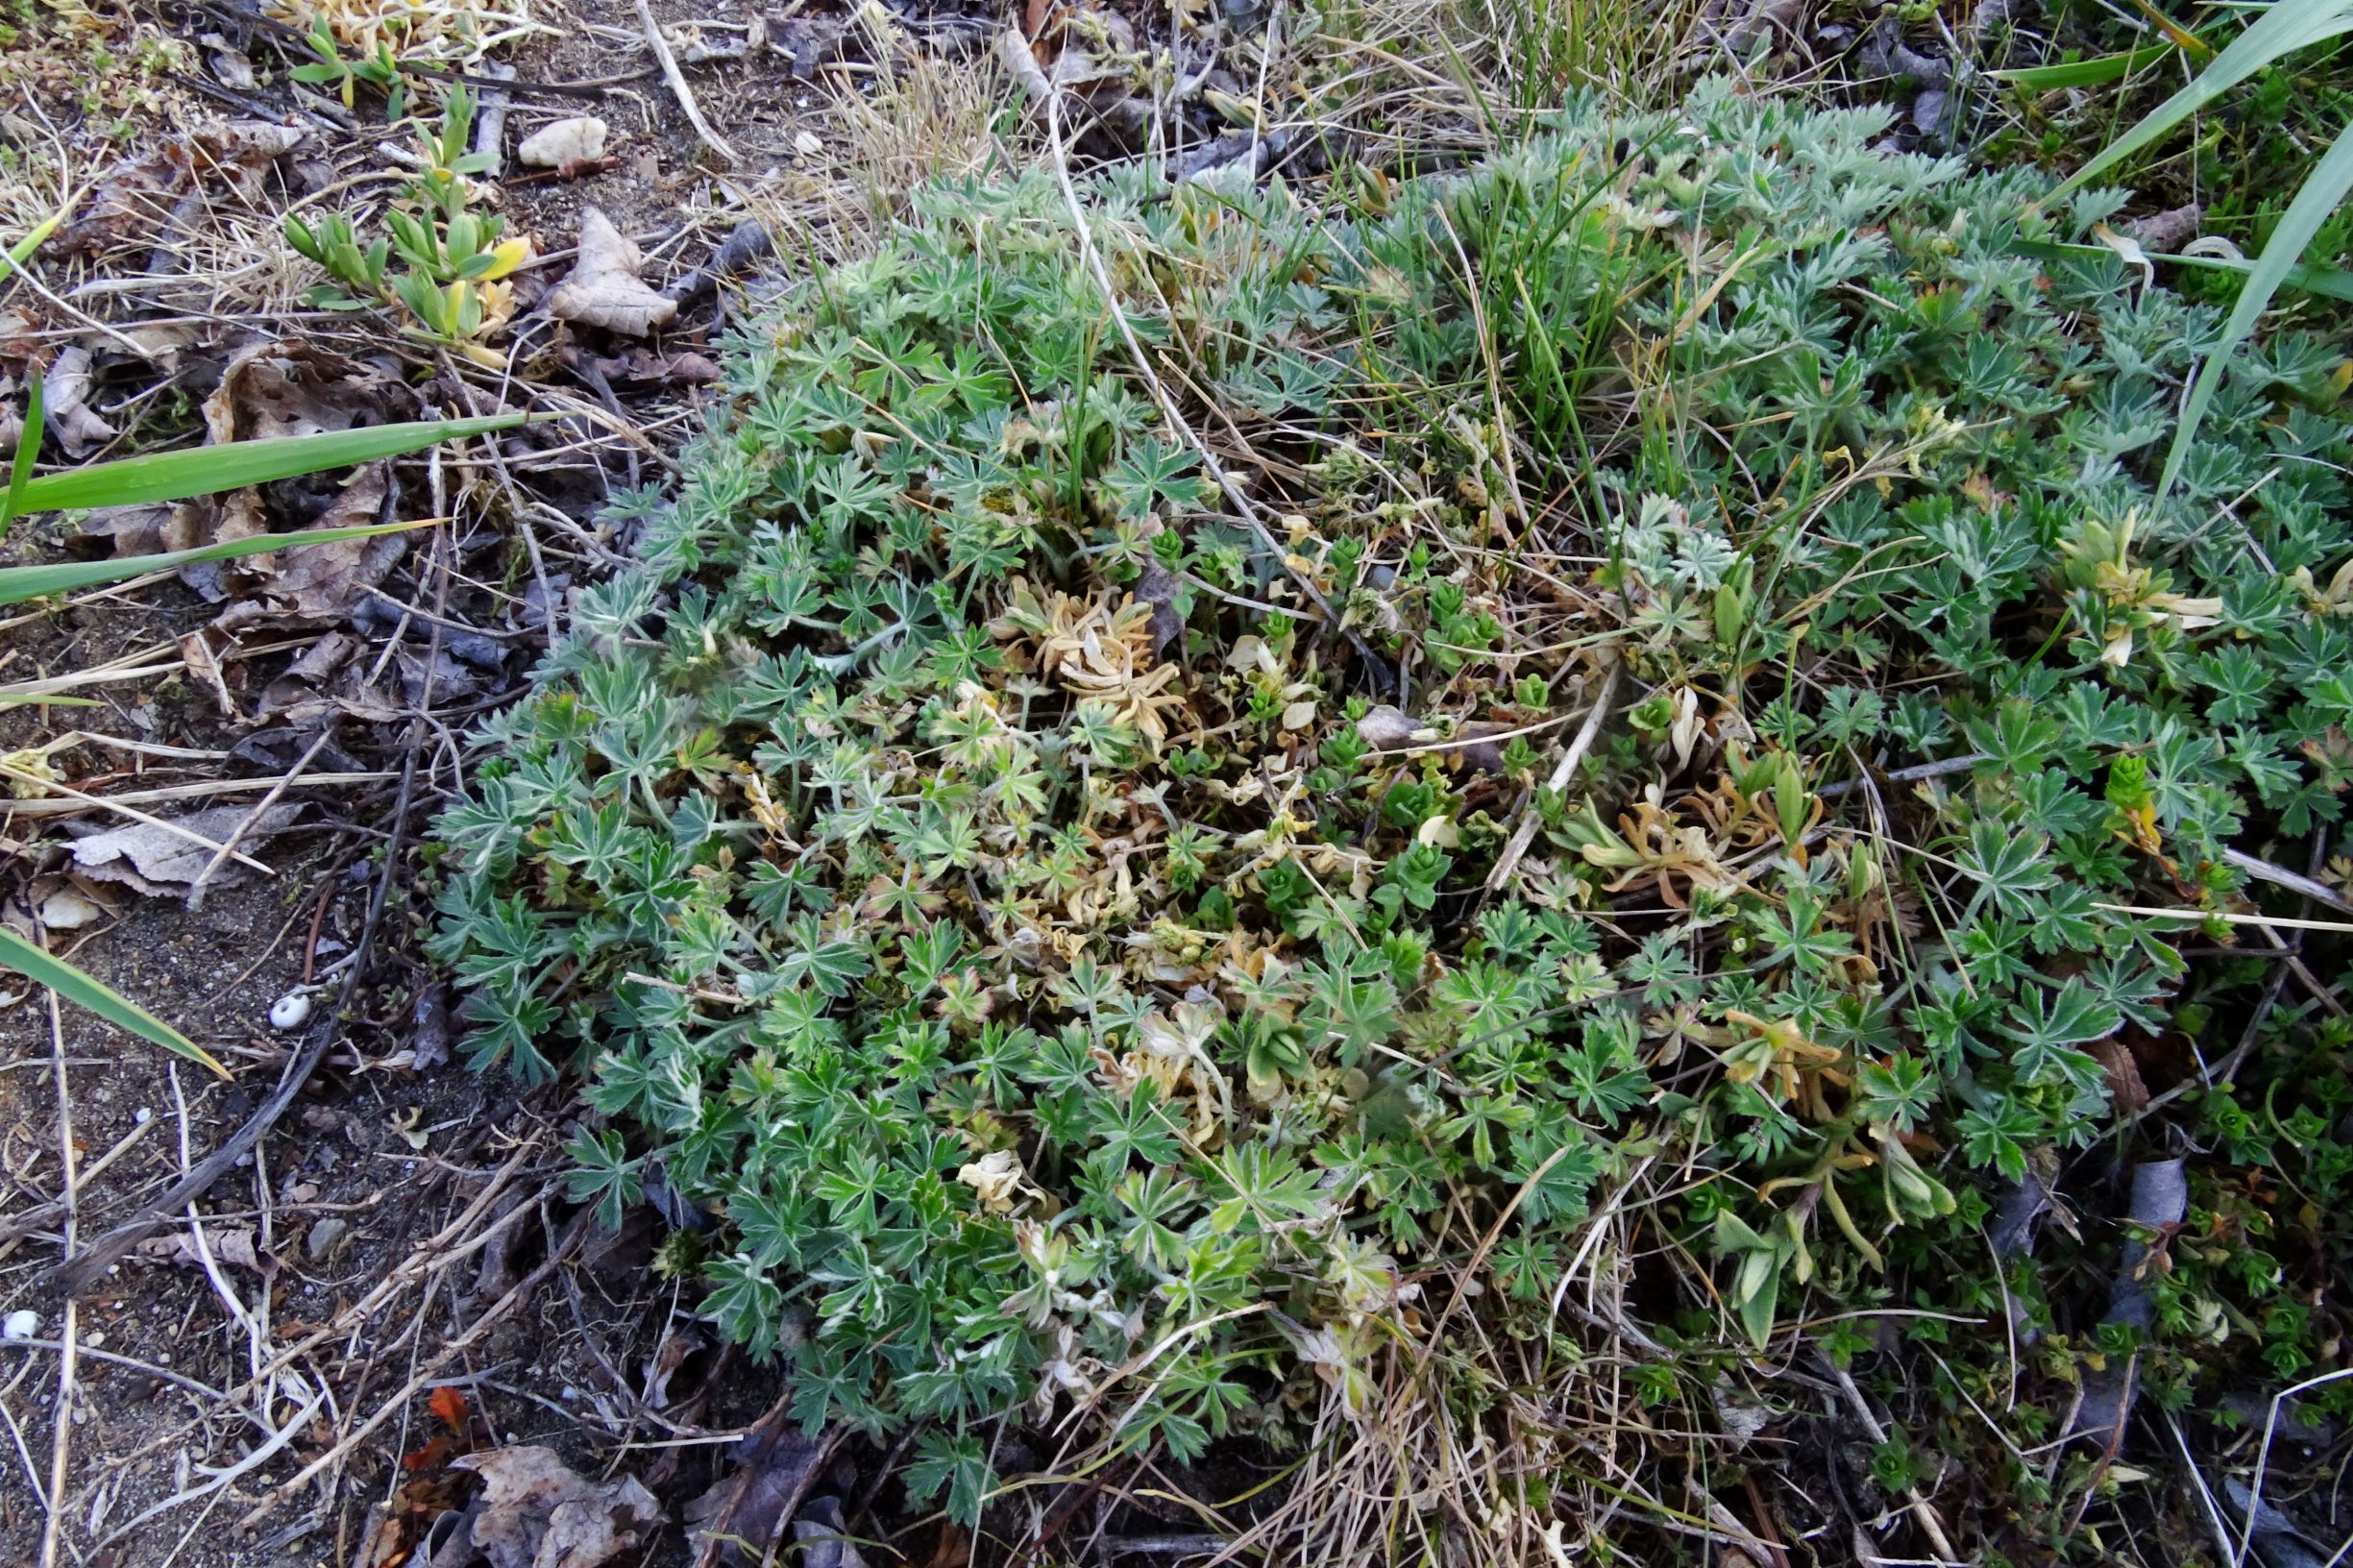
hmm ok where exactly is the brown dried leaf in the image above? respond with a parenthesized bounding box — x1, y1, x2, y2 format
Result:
(76, 502, 184, 557)
(56, 123, 305, 257)
(549, 210, 677, 337)
(179, 626, 238, 719)
(684, 1417, 837, 1568)
(138, 1224, 269, 1272)
(202, 341, 413, 445)
(2088, 1037, 2150, 1116)
(213, 465, 407, 632)
(68, 803, 303, 898)
(74, 343, 426, 630)
(42, 348, 117, 455)
(1131, 560, 1185, 656)
(56, 148, 191, 257)
(449, 1447, 662, 1568)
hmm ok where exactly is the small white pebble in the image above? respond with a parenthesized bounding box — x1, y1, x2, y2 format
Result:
(85, 1331, 105, 1348)
(270, 992, 313, 1030)
(794, 131, 822, 158)
(4, 1310, 40, 1340)
(134, 1107, 153, 1125)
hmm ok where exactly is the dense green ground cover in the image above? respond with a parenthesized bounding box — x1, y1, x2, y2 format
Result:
(429, 86, 2353, 1558)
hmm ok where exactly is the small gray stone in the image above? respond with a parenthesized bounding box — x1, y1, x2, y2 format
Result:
(305, 1217, 349, 1262)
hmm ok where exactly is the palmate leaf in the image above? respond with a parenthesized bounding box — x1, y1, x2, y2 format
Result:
(0, 926, 228, 1077)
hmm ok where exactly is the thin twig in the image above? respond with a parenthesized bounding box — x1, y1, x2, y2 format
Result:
(40, 992, 78, 1568)
(1485, 661, 1623, 892)
(2221, 846, 2353, 918)
(1816, 750, 1985, 799)
(632, 0, 742, 164)
(186, 724, 337, 910)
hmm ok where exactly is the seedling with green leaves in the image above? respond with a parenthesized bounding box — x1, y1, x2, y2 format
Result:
(285, 86, 528, 360)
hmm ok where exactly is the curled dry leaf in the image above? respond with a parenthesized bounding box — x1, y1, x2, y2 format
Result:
(67, 803, 303, 899)
(684, 1415, 837, 1568)
(81, 344, 423, 633)
(448, 1447, 663, 1568)
(57, 122, 306, 257)
(212, 465, 406, 633)
(519, 116, 609, 169)
(550, 210, 678, 337)
(42, 348, 118, 456)
(138, 1224, 270, 1273)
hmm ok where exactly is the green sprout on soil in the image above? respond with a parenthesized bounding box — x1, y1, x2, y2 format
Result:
(285, 86, 528, 363)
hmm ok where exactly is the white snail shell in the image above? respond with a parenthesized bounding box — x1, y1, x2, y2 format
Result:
(269, 992, 313, 1030)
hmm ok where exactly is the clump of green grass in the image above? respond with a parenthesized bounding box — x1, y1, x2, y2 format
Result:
(429, 84, 2352, 1556)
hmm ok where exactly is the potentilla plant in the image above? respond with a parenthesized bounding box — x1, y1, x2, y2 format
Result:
(429, 83, 2352, 1531)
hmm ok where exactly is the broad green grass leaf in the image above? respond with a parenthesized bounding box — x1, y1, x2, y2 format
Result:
(0, 926, 229, 1077)
(0, 367, 39, 535)
(2159, 126, 2353, 493)
(2057, 0, 2353, 194)
(12, 413, 527, 515)
(2015, 237, 2353, 302)
(0, 518, 429, 605)
(1995, 42, 2181, 89)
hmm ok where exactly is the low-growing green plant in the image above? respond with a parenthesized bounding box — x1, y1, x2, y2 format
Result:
(2049, 0, 2353, 494)
(289, 15, 412, 116)
(285, 86, 529, 362)
(430, 84, 2351, 1546)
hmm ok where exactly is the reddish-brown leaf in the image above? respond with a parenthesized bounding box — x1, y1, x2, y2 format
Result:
(402, 1434, 455, 1474)
(429, 1384, 471, 1431)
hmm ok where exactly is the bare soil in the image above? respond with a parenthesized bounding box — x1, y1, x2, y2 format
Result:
(0, 4, 823, 1559)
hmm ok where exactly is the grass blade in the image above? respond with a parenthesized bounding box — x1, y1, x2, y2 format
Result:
(2058, 0, 2353, 194)
(0, 367, 40, 535)
(0, 518, 430, 605)
(1995, 42, 2182, 89)
(12, 413, 528, 515)
(0, 925, 229, 1078)
(2158, 125, 2353, 493)
(2016, 236, 2353, 302)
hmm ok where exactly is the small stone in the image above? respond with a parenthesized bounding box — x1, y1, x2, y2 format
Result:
(269, 992, 312, 1030)
(520, 116, 609, 168)
(4, 1310, 39, 1340)
(306, 1217, 350, 1262)
(793, 130, 822, 157)
(37, 887, 105, 930)
(134, 1107, 153, 1124)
